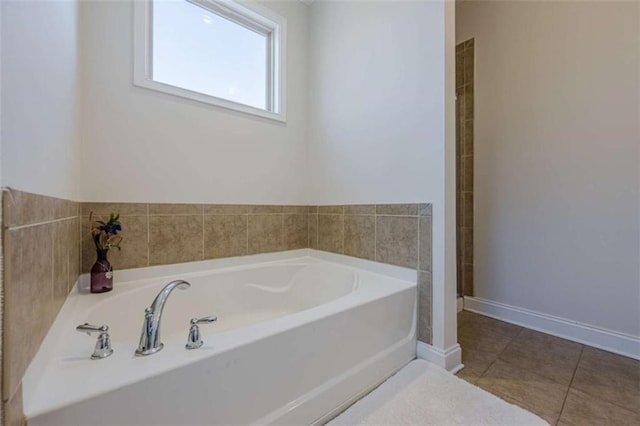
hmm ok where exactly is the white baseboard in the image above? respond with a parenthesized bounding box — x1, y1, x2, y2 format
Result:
(457, 297, 463, 313)
(464, 297, 640, 360)
(416, 341, 463, 373)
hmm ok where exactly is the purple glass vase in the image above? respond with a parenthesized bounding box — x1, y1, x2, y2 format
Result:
(91, 249, 113, 293)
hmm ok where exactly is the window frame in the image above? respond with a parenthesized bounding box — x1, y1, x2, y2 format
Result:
(133, 0, 287, 122)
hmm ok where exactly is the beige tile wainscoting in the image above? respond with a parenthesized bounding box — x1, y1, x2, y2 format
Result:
(1, 192, 433, 425)
(2, 189, 82, 426)
(309, 204, 433, 343)
(79, 204, 311, 272)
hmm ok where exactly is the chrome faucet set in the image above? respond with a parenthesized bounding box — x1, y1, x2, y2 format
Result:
(76, 280, 217, 360)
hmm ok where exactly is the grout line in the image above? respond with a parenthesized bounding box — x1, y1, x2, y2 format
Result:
(7, 215, 77, 231)
(374, 211, 378, 262)
(568, 348, 640, 414)
(307, 212, 310, 248)
(147, 213, 205, 217)
(51, 225, 55, 316)
(557, 345, 584, 424)
(475, 325, 524, 380)
(416, 215, 421, 271)
(146, 204, 150, 267)
(476, 356, 499, 381)
(341, 211, 344, 254)
(78, 215, 83, 276)
(365, 213, 420, 217)
(201, 208, 205, 260)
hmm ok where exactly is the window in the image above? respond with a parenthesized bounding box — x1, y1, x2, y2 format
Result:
(134, 0, 286, 121)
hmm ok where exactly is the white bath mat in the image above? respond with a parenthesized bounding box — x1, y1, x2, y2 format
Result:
(328, 360, 548, 426)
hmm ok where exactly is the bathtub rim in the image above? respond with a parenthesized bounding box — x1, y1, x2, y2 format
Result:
(78, 249, 417, 290)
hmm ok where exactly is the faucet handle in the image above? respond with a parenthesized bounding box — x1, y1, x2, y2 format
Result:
(76, 323, 108, 334)
(76, 323, 114, 360)
(191, 316, 217, 325)
(186, 316, 217, 350)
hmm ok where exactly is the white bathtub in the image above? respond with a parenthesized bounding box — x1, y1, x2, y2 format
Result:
(23, 249, 417, 425)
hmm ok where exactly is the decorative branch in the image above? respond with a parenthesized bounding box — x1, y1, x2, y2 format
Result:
(89, 212, 123, 251)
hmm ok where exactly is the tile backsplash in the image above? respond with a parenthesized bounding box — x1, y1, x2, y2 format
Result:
(2, 193, 433, 425)
(80, 204, 310, 272)
(310, 204, 433, 343)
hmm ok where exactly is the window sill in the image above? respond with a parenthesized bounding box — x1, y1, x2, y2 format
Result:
(134, 78, 287, 123)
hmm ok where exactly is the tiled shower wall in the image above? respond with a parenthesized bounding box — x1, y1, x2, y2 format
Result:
(1, 192, 433, 424)
(456, 39, 474, 297)
(2, 189, 81, 426)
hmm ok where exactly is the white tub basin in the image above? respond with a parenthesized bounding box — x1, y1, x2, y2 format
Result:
(23, 249, 417, 425)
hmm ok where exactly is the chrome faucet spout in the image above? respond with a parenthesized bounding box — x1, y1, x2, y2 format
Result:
(135, 280, 190, 356)
(149, 280, 190, 323)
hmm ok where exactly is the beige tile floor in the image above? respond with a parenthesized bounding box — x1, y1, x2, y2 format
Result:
(456, 311, 640, 425)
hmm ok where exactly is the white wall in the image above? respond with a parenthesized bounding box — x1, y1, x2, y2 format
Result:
(308, 0, 459, 366)
(1, 0, 82, 200)
(308, 0, 445, 205)
(79, 0, 309, 204)
(457, 1, 640, 338)
(0, 0, 459, 363)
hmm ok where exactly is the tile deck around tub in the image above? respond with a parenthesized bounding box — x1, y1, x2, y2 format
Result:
(456, 311, 640, 425)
